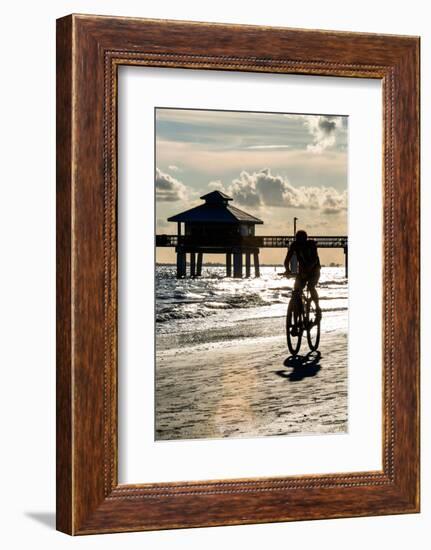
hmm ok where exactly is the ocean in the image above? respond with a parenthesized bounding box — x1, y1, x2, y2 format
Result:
(156, 266, 348, 352)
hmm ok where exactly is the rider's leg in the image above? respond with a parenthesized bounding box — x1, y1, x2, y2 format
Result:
(309, 285, 319, 304)
(308, 284, 322, 320)
(307, 269, 321, 318)
(290, 276, 306, 336)
(293, 275, 306, 306)
(294, 274, 306, 294)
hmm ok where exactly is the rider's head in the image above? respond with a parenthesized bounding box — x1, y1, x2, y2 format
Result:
(295, 230, 308, 244)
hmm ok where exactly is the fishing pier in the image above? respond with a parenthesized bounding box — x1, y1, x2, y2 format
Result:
(156, 191, 348, 278)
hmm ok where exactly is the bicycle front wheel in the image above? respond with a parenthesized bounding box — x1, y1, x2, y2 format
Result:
(306, 299, 321, 351)
(286, 298, 303, 355)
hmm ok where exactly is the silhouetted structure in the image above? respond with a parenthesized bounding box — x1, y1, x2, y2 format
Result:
(157, 191, 349, 278)
(166, 191, 263, 278)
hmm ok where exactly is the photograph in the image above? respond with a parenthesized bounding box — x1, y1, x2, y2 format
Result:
(155, 107, 349, 441)
(0, 1, 423, 543)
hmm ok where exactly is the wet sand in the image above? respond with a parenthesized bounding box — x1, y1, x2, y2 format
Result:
(155, 314, 348, 440)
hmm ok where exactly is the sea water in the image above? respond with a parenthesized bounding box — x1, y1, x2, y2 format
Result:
(156, 266, 348, 351)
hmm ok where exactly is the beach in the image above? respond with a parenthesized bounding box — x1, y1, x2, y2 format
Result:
(155, 266, 348, 440)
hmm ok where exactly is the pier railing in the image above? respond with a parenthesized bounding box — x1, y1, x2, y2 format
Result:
(156, 234, 348, 249)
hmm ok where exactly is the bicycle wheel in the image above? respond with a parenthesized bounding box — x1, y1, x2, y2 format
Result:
(286, 296, 303, 355)
(306, 298, 321, 351)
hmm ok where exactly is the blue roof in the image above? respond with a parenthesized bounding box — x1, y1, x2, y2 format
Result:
(200, 190, 233, 202)
(168, 195, 263, 224)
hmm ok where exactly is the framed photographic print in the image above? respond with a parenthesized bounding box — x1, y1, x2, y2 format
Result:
(56, 14, 420, 535)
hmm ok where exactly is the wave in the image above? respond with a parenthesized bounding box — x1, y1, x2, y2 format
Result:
(318, 280, 347, 287)
(155, 265, 347, 325)
(156, 299, 347, 323)
(156, 309, 209, 323)
(156, 293, 287, 323)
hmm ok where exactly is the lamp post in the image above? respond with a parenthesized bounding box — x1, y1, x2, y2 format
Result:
(291, 217, 299, 274)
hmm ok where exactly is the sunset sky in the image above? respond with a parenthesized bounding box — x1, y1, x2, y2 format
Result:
(155, 108, 348, 265)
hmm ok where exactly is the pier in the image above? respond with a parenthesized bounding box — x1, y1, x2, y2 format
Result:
(157, 191, 348, 278)
(156, 233, 348, 277)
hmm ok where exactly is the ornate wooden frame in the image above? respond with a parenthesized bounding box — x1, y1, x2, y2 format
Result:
(56, 14, 420, 535)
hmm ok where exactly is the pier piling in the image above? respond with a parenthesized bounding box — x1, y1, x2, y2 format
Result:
(176, 251, 186, 278)
(190, 252, 196, 277)
(233, 252, 243, 278)
(197, 253, 203, 276)
(253, 251, 260, 277)
(245, 253, 251, 278)
(344, 246, 348, 278)
(226, 253, 232, 277)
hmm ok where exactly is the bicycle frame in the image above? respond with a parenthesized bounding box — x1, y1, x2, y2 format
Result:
(286, 287, 321, 355)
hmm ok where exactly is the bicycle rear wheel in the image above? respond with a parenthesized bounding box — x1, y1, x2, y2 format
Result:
(306, 298, 321, 351)
(286, 297, 303, 355)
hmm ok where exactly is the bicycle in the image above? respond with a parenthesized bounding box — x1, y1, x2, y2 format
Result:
(286, 286, 321, 356)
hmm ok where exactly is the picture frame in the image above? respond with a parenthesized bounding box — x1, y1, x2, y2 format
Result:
(56, 14, 420, 535)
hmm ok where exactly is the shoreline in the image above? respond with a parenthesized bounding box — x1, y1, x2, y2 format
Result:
(156, 307, 347, 352)
(155, 314, 348, 441)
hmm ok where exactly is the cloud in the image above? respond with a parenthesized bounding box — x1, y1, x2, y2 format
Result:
(208, 180, 224, 191)
(304, 115, 344, 154)
(211, 169, 347, 214)
(155, 168, 188, 202)
(230, 172, 262, 207)
(245, 145, 290, 150)
(156, 139, 347, 186)
(320, 187, 348, 214)
(168, 164, 182, 172)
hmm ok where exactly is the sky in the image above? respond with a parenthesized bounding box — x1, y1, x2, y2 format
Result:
(155, 108, 348, 265)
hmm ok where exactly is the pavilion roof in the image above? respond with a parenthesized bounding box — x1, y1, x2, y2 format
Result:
(168, 190, 263, 224)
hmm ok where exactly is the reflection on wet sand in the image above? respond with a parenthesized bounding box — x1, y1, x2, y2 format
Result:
(155, 325, 347, 441)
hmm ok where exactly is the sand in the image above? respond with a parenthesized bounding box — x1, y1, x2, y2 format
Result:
(155, 314, 348, 441)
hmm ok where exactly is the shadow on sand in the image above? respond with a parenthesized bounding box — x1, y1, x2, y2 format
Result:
(276, 351, 322, 382)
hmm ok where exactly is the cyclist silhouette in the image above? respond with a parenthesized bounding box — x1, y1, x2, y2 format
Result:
(284, 230, 322, 319)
